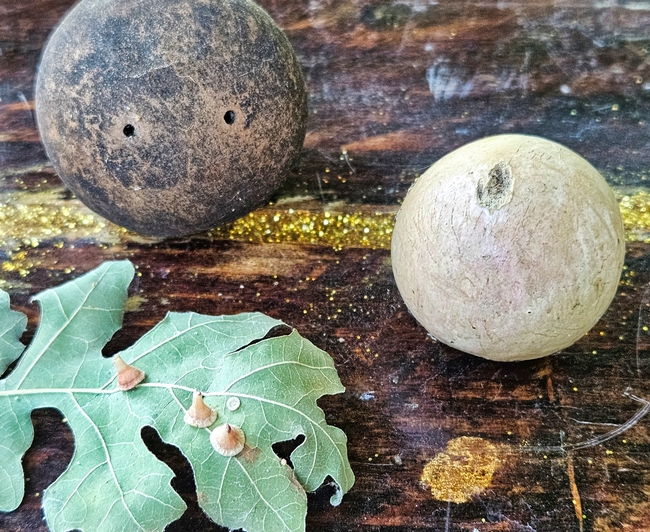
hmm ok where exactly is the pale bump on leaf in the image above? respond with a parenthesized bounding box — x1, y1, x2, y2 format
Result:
(204, 329, 355, 504)
(147, 323, 355, 530)
(0, 261, 354, 532)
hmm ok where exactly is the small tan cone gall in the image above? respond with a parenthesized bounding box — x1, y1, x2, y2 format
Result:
(210, 423, 245, 457)
(113, 355, 145, 390)
(184, 391, 217, 428)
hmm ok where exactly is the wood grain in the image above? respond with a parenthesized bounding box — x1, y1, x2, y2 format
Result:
(2, 0, 650, 531)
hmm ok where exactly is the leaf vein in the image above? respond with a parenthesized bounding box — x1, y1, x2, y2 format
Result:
(55, 459, 107, 517)
(222, 360, 337, 392)
(99, 315, 262, 389)
(15, 268, 111, 389)
(69, 394, 145, 531)
(233, 392, 345, 464)
(235, 458, 291, 532)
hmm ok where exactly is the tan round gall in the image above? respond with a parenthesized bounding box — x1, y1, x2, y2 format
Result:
(391, 134, 625, 362)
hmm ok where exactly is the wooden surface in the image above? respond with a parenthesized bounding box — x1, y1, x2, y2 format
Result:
(3, 0, 650, 531)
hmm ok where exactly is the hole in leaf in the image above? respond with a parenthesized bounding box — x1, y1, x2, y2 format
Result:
(231, 324, 293, 354)
(307, 476, 341, 511)
(272, 433, 305, 468)
(223, 110, 236, 125)
(101, 327, 135, 358)
(140, 426, 219, 530)
(20, 315, 37, 346)
(101, 299, 145, 357)
(265, 324, 293, 340)
(1, 311, 37, 379)
(123, 124, 136, 137)
(0, 361, 16, 379)
(10, 410, 74, 528)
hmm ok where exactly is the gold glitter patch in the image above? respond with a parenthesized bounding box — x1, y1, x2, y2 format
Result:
(1, 186, 650, 281)
(124, 296, 148, 312)
(420, 436, 502, 504)
(0, 191, 121, 282)
(620, 191, 650, 243)
(0, 189, 397, 281)
(209, 208, 394, 250)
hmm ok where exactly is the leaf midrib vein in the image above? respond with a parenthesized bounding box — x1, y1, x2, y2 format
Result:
(132, 382, 349, 485)
(0, 376, 352, 489)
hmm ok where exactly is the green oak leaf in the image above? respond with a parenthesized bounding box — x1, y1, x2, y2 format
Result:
(0, 260, 354, 532)
(0, 290, 27, 376)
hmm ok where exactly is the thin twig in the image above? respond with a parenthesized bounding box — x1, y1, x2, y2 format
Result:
(636, 284, 650, 376)
(523, 388, 650, 453)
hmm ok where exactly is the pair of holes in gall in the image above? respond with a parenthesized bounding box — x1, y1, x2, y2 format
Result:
(122, 110, 236, 138)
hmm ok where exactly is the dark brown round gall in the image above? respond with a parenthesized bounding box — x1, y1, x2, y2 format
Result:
(35, 0, 307, 237)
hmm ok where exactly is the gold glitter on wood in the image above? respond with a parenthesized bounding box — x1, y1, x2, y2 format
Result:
(620, 191, 650, 243)
(209, 209, 395, 250)
(1, 187, 650, 281)
(420, 436, 502, 504)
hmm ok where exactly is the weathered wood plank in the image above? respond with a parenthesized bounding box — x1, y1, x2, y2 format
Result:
(2, 0, 650, 531)
(1, 240, 650, 531)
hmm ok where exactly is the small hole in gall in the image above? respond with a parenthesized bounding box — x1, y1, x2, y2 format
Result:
(224, 111, 236, 125)
(123, 124, 136, 137)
